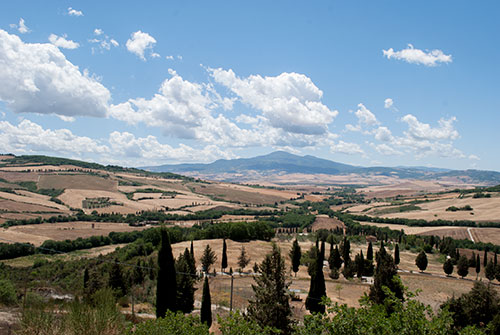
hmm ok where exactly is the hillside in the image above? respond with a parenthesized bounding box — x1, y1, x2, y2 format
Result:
(145, 151, 500, 185)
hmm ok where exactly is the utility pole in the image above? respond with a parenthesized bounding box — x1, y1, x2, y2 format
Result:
(229, 274, 234, 312)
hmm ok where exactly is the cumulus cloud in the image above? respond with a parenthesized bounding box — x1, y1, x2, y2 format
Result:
(89, 30, 119, 53)
(383, 44, 452, 66)
(373, 126, 393, 142)
(0, 119, 108, 155)
(126, 31, 157, 60)
(94, 28, 103, 36)
(330, 140, 364, 155)
(0, 29, 110, 117)
(370, 143, 402, 156)
(384, 98, 393, 109)
(345, 103, 379, 132)
(208, 68, 338, 135)
(402, 114, 459, 141)
(68, 7, 83, 17)
(48, 34, 79, 49)
(10, 18, 30, 34)
(109, 131, 235, 163)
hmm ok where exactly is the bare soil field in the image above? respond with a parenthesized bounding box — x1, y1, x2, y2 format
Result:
(58, 189, 155, 214)
(380, 194, 500, 222)
(38, 174, 117, 191)
(1, 221, 148, 246)
(311, 215, 345, 232)
(0, 171, 39, 182)
(359, 180, 451, 199)
(0, 191, 68, 212)
(187, 182, 294, 205)
(0, 198, 64, 214)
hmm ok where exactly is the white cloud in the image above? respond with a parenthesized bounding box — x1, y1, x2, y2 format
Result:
(0, 119, 108, 155)
(10, 18, 30, 34)
(346, 103, 379, 132)
(373, 126, 393, 142)
(330, 140, 364, 155)
(109, 131, 235, 163)
(384, 98, 393, 109)
(402, 114, 459, 141)
(208, 68, 338, 135)
(0, 29, 110, 117)
(126, 31, 157, 60)
(94, 28, 103, 36)
(48, 34, 79, 49)
(371, 143, 402, 156)
(110, 39, 119, 47)
(89, 31, 119, 53)
(151, 52, 161, 58)
(469, 154, 480, 161)
(165, 55, 174, 60)
(68, 7, 83, 17)
(383, 44, 452, 66)
(18, 18, 30, 34)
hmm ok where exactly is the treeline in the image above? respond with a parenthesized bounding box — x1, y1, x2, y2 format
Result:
(0, 220, 275, 259)
(344, 213, 500, 228)
(2, 208, 280, 228)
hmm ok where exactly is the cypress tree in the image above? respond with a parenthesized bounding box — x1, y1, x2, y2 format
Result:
(320, 240, 325, 264)
(342, 255, 355, 279)
(306, 246, 326, 314)
(367, 241, 373, 261)
(176, 250, 195, 313)
(237, 246, 251, 271)
(457, 255, 469, 278)
(190, 240, 195, 261)
(485, 261, 496, 281)
(109, 259, 126, 297)
(156, 229, 177, 318)
(495, 252, 498, 267)
(469, 252, 476, 268)
(330, 245, 343, 270)
(476, 254, 481, 279)
(369, 244, 403, 308)
(394, 244, 400, 266)
(484, 250, 488, 267)
(247, 244, 293, 334)
(355, 251, 365, 278)
(415, 251, 428, 272)
(289, 239, 301, 277)
(443, 258, 454, 276)
(200, 276, 212, 328)
(83, 267, 89, 291)
(221, 239, 228, 272)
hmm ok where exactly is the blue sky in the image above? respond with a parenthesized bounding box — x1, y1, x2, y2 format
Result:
(0, 1, 499, 171)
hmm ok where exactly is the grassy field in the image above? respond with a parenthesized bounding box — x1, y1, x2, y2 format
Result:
(38, 174, 118, 191)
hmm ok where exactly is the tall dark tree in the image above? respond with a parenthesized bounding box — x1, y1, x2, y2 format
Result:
(190, 240, 195, 261)
(369, 246, 404, 307)
(200, 276, 212, 328)
(307, 245, 319, 276)
(306, 245, 327, 314)
(476, 254, 481, 279)
(156, 229, 177, 318)
(367, 241, 373, 261)
(415, 251, 428, 272)
(340, 237, 350, 262)
(320, 240, 325, 264)
(495, 252, 498, 267)
(443, 258, 454, 276)
(484, 250, 488, 267)
(329, 245, 343, 270)
(237, 246, 251, 271)
(83, 267, 89, 291)
(109, 258, 126, 297)
(485, 261, 496, 281)
(221, 239, 228, 272)
(457, 255, 469, 279)
(132, 259, 144, 285)
(247, 244, 293, 335)
(289, 239, 301, 277)
(394, 244, 400, 266)
(342, 255, 355, 279)
(355, 251, 365, 279)
(176, 250, 195, 313)
(201, 244, 217, 273)
(469, 252, 476, 268)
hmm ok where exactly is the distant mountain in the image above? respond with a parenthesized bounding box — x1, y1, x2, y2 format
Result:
(144, 151, 500, 185)
(146, 151, 356, 175)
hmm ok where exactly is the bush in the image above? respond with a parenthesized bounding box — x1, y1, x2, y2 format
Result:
(0, 279, 17, 306)
(130, 311, 209, 335)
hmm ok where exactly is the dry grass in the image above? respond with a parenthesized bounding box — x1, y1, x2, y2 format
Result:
(2, 221, 148, 246)
(311, 215, 345, 232)
(38, 174, 117, 191)
(0, 171, 39, 182)
(187, 182, 292, 205)
(0, 191, 68, 211)
(0, 198, 64, 214)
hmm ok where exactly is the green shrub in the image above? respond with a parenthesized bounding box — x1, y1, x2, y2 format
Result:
(130, 311, 209, 335)
(0, 279, 17, 306)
